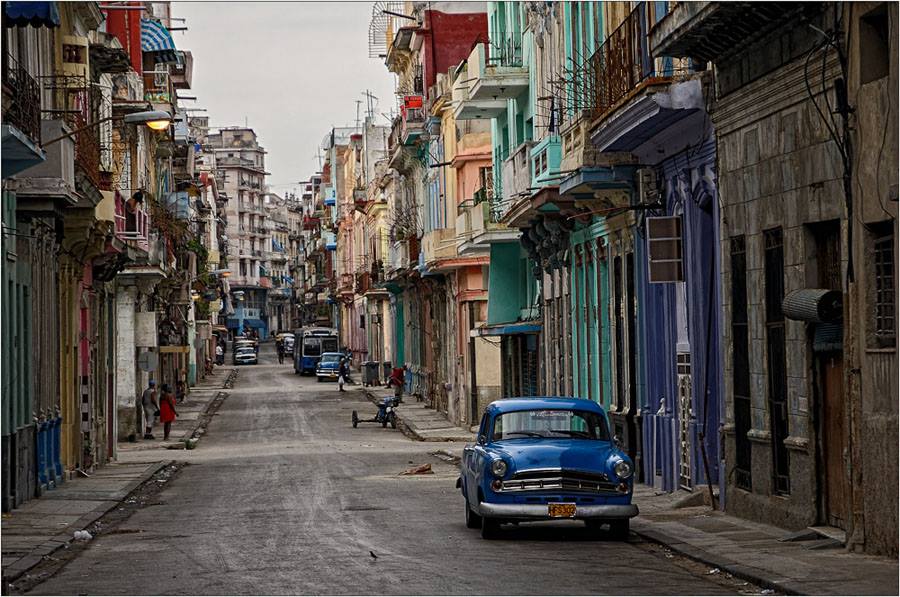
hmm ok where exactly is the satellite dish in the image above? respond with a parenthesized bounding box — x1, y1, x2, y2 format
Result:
(137, 351, 158, 372)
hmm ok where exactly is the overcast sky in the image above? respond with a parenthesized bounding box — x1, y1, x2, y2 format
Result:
(173, 2, 397, 195)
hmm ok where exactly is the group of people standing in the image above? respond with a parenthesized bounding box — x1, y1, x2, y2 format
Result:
(140, 379, 183, 441)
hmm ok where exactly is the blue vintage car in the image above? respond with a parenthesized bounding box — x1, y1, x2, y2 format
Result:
(458, 397, 638, 539)
(315, 352, 343, 382)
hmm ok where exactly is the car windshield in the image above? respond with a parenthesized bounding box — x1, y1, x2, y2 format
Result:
(236, 348, 254, 355)
(320, 354, 340, 364)
(492, 409, 610, 441)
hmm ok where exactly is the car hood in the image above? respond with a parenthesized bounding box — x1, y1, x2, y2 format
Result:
(491, 439, 620, 474)
(318, 362, 339, 370)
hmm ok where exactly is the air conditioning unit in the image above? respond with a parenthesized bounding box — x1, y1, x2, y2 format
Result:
(637, 167, 661, 206)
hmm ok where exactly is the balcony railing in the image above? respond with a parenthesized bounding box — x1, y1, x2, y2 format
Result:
(41, 75, 101, 188)
(2, 51, 41, 144)
(114, 191, 150, 252)
(590, 5, 688, 123)
(143, 70, 172, 105)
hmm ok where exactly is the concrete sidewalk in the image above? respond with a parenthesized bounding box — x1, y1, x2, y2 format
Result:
(1, 461, 170, 587)
(118, 366, 235, 452)
(360, 386, 475, 442)
(631, 486, 898, 595)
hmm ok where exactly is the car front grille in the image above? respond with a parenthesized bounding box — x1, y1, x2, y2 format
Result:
(500, 469, 620, 494)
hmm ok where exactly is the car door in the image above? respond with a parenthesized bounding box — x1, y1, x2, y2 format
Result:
(464, 413, 491, 504)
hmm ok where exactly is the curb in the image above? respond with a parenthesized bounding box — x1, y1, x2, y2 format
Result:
(630, 524, 802, 595)
(1, 460, 172, 587)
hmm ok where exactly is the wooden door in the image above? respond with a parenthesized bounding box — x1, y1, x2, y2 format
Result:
(822, 354, 848, 528)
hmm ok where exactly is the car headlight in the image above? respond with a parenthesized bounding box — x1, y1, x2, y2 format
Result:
(490, 459, 508, 478)
(614, 460, 633, 480)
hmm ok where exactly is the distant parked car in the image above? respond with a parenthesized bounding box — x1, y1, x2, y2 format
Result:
(458, 397, 638, 540)
(233, 346, 258, 365)
(315, 352, 343, 382)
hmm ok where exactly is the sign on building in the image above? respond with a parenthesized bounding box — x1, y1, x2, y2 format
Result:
(646, 216, 683, 283)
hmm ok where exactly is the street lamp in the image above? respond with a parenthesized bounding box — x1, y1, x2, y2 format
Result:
(42, 110, 173, 147)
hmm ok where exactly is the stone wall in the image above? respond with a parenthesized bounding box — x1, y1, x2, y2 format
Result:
(715, 39, 844, 529)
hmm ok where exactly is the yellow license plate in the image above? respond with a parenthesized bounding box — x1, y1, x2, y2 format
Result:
(548, 503, 576, 518)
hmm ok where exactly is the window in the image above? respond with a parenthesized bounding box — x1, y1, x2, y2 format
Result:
(871, 222, 896, 347)
(730, 236, 752, 490)
(491, 409, 610, 441)
(764, 228, 790, 495)
(859, 3, 890, 84)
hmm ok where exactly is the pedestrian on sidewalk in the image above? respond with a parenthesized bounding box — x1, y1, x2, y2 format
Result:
(175, 379, 186, 404)
(141, 380, 159, 440)
(276, 339, 285, 364)
(338, 358, 349, 392)
(159, 383, 179, 441)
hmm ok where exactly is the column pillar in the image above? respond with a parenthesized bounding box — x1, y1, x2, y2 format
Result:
(115, 283, 138, 441)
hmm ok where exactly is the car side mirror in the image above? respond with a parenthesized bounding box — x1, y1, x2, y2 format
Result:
(477, 434, 486, 445)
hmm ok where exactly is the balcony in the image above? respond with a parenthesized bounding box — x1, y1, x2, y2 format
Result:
(453, 42, 528, 121)
(114, 191, 150, 253)
(303, 215, 320, 230)
(41, 75, 101, 192)
(2, 51, 44, 176)
(589, 5, 692, 126)
(143, 69, 173, 107)
(170, 51, 193, 90)
(499, 141, 534, 219)
(352, 187, 368, 212)
(338, 272, 354, 296)
(457, 200, 518, 256)
(400, 101, 425, 145)
(422, 227, 457, 268)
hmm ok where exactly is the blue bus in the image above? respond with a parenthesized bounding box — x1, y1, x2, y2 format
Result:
(294, 327, 339, 375)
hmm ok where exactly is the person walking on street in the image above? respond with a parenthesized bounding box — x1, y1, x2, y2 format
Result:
(159, 384, 178, 441)
(338, 358, 349, 392)
(276, 339, 285, 364)
(175, 380, 186, 404)
(141, 380, 159, 440)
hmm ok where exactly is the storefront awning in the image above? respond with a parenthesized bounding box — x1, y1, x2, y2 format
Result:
(471, 322, 541, 337)
(3, 2, 60, 28)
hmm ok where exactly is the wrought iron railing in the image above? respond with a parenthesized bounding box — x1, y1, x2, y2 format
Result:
(590, 5, 688, 122)
(114, 191, 150, 251)
(2, 51, 42, 144)
(41, 75, 101, 188)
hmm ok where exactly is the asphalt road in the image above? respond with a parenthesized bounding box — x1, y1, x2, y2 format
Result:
(26, 345, 760, 595)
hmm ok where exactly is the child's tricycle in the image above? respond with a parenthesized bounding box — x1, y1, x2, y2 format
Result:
(352, 395, 400, 429)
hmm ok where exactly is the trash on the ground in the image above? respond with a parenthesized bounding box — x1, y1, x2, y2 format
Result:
(399, 463, 433, 475)
(73, 530, 92, 541)
(760, 590, 774, 595)
(707, 568, 720, 575)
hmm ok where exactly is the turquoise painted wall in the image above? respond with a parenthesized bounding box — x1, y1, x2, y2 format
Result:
(487, 242, 525, 325)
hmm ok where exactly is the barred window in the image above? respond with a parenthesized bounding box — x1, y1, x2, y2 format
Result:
(871, 223, 896, 348)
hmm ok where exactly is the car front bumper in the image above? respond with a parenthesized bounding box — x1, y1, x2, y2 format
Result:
(317, 371, 338, 378)
(478, 502, 638, 520)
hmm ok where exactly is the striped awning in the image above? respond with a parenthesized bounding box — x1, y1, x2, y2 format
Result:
(141, 18, 182, 64)
(141, 18, 175, 52)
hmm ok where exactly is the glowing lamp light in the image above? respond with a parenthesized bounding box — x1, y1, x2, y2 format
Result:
(123, 110, 173, 131)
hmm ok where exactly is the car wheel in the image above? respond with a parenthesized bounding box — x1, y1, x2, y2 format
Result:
(351, 411, 358, 428)
(389, 412, 397, 429)
(480, 515, 501, 540)
(465, 497, 482, 529)
(608, 519, 630, 541)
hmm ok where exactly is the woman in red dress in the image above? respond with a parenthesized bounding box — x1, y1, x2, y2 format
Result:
(159, 384, 178, 441)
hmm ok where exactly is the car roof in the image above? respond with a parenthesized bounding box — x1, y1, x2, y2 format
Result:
(486, 397, 607, 415)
